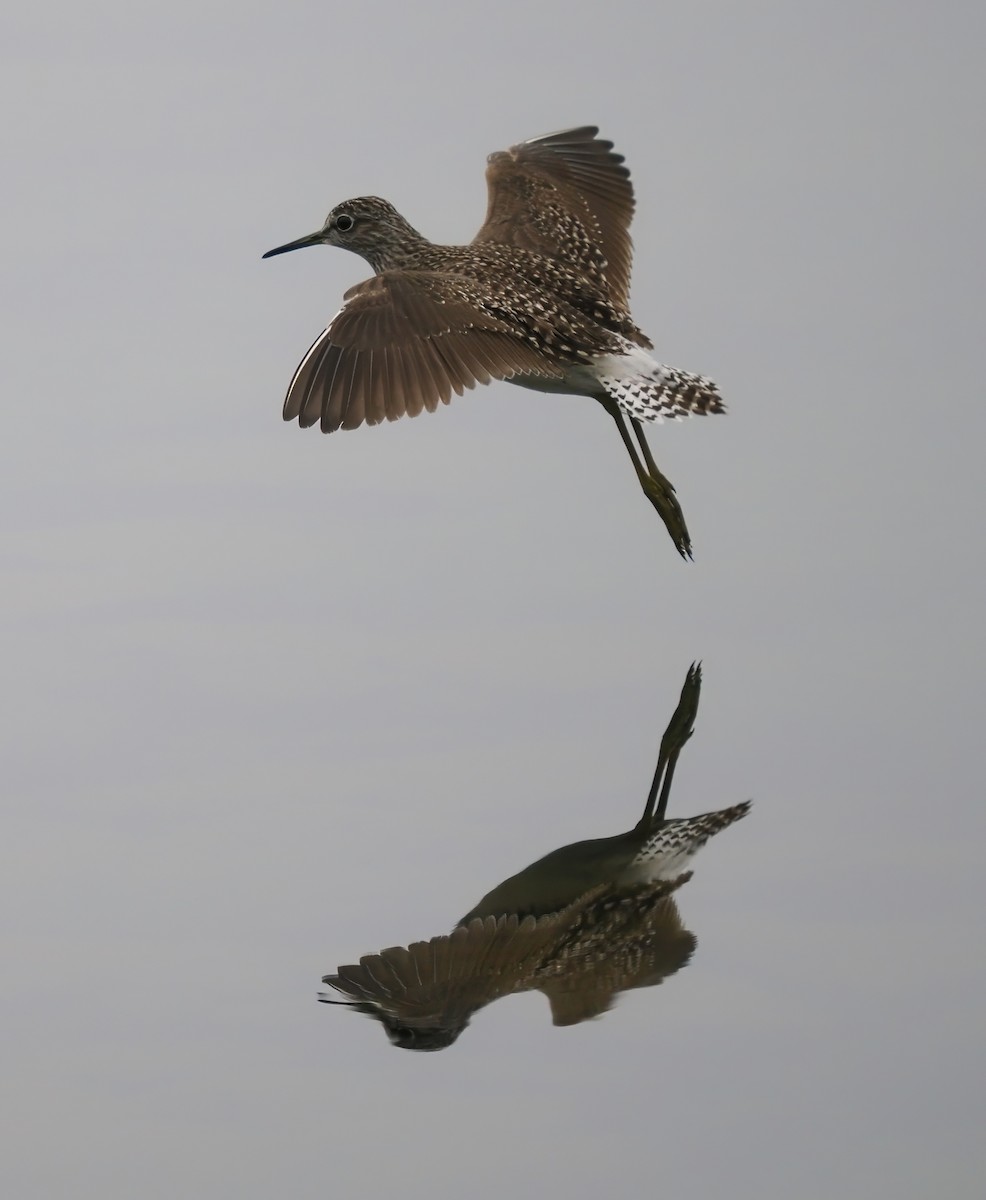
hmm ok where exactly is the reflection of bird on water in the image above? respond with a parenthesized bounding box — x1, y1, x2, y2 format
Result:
(321, 877, 690, 1051)
(320, 664, 750, 1049)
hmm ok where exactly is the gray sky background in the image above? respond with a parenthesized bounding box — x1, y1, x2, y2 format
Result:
(3, 1, 984, 1196)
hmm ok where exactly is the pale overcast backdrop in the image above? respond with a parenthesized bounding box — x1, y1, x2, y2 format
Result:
(3, 2, 984, 1197)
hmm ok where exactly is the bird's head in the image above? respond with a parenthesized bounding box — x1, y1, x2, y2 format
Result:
(263, 197, 425, 273)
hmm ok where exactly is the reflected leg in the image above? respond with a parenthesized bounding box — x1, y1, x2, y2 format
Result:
(639, 663, 702, 828)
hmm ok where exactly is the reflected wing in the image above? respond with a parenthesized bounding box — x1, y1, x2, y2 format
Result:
(282, 270, 563, 433)
(321, 913, 565, 1048)
(534, 877, 695, 1026)
(473, 126, 636, 308)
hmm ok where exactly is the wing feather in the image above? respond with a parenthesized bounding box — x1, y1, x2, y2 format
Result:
(282, 269, 562, 433)
(473, 125, 636, 308)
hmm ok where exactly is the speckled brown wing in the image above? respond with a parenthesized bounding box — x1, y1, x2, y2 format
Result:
(282, 269, 564, 433)
(532, 880, 695, 1027)
(473, 126, 637, 309)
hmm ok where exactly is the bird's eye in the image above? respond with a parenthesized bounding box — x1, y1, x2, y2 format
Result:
(334, 213, 355, 232)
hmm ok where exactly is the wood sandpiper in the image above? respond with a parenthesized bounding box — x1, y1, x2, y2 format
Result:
(263, 127, 724, 559)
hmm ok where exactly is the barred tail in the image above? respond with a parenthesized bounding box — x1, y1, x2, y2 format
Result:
(597, 344, 726, 423)
(628, 800, 752, 880)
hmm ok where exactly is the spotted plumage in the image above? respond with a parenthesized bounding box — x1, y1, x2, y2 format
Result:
(320, 875, 692, 1049)
(319, 664, 751, 1048)
(264, 127, 724, 558)
(622, 801, 753, 882)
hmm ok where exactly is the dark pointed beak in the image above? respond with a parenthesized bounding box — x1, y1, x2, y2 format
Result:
(262, 230, 324, 259)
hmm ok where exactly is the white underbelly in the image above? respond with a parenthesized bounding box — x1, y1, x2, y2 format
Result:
(508, 363, 610, 400)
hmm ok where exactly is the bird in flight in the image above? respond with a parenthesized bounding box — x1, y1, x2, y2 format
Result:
(264, 127, 724, 558)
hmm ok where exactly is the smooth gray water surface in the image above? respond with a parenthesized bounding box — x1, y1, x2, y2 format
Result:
(4, 3, 984, 1197)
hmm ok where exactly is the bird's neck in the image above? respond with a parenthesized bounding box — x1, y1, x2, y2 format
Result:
(362, 222, 433, 274)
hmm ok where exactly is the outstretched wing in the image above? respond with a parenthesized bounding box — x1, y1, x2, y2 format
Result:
(321, 913, 565, 1049)
(473, 126, 636, 308)
(533, 877, 695, 1026)
(282, 269, 563, 432)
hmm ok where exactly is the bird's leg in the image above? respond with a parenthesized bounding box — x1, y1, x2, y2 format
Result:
(631, 417, 693, 561)
(639, 663, 702, 829)
(601, 401, 693, 559)
(631, 418, 664, 482)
